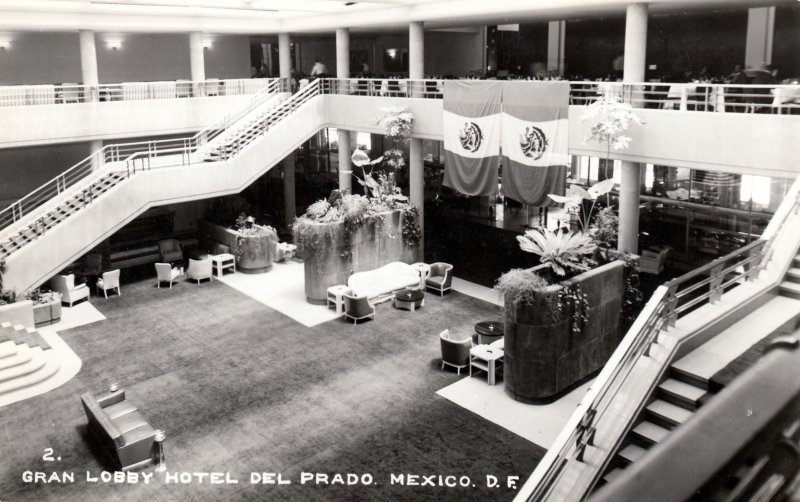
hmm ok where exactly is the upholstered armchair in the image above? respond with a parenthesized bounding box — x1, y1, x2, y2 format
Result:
(426, 262, 454, 296)
(155, 263, 181, 288)
(96, 269, 121, 299)
(639, 248, 671, 275)
(50, 274, 90, 307)
(158, 239, 183, 264)
(186, 258, 213, 284)
(440, 329, 473, 374)
(343, 293, 375, 325)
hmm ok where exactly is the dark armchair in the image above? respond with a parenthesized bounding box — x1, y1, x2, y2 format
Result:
(440, 329, 472, 374)
(80, 389, 158, 471)
(343, 293, 376, 325)
(158, 239, 183, 264)
(425, 262, 454, 296)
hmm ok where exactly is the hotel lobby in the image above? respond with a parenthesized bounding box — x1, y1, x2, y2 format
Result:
(1, 1, 799, 501)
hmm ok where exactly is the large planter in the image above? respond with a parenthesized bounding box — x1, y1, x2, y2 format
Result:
(300, 209, 418, 304)
(199, 220, 278, 274)
(503, 260, 625, 403)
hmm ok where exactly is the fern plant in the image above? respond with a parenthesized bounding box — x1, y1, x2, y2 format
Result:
(516, 229, 596, 276)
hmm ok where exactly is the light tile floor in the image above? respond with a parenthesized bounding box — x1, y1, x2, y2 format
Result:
(0, 300, 102, 408)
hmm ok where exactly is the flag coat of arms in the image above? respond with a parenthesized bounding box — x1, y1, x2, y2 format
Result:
(442, 80, 503, 196)
(501, 81, 569, 206)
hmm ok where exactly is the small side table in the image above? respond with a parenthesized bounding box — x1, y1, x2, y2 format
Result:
(475, 321, 504, 345)
(211, 253, 236, 278)
(327, 285, 352, 315)
(470, 345, 504, 386)
(411, 262, 431, 290)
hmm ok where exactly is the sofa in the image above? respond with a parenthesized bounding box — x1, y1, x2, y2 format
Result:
(80, 389, 158, 472)
(347, 262, 420, 301)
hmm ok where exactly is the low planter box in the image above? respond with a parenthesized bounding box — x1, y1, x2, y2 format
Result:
(299, 209, 418, 304)
(503, 260, 625, 403)
(198, 220, 278, 274)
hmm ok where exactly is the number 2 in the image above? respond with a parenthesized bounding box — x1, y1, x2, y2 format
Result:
(43, 448, 54, 461)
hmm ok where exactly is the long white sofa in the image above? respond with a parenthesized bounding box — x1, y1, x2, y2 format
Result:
(347, 262, 419, 301)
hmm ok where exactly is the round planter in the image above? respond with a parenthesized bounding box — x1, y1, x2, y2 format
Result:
(199, 220, 277, 274)
(503, 261, 625, 403)
(297, 209, 418, 304)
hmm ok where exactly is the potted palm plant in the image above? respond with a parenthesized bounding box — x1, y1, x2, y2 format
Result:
(497, 228, 625, 403)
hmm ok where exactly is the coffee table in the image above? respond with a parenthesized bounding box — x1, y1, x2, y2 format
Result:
(470, 345, 504, 385)
(475, 321, 504, 345)
(211, 253, 236, 278)
(393, 288, 425, 311)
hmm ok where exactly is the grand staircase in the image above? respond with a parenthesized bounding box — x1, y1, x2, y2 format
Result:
(1, 78, 326, 293)
(601, 291, 800, 486)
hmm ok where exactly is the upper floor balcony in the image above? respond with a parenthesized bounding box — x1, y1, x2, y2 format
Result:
(0, 77, 279, 148)
(1, 77, 798, 177)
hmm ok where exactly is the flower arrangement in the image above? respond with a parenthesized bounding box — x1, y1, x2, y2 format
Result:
(375, 107, 414, 139)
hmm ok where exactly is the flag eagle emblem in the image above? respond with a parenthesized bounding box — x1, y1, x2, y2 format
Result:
(520, 125, 548, 160)
(459, 122, 483, 152)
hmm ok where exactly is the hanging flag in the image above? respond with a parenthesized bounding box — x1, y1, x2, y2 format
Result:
(442, 81, 502, 196)
(501, 81, 569, 206)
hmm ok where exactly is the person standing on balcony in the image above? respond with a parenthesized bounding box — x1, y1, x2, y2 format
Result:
(310, 60, 328, 79)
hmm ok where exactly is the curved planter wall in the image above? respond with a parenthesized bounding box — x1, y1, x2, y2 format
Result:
(199, 220, 277, 274)
(503, 260, 625, 403)
(301, 209, 418, 304)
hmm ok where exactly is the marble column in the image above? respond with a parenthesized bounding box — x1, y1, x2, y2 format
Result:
(410, 138, 424, 259)
(283, 153, 296, 227)
(79, 30, 99, 102)
(189, 32, 206, 96)
(745, 6, 775, 69)
(547, 21, 566, 76)
(279, 32, 291, 91)
(618, 3, 648, 254)
(409, 21, 424, 88)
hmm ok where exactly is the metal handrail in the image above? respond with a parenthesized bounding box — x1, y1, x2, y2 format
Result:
(0, 79, 282, 236)
(526, 241, 767, 501)
(0, 77, 276, 107)
(524, 174, 800, 502)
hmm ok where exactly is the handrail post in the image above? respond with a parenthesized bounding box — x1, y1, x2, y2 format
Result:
(709, 263, 724, 304)
(665, 285, 679, 328)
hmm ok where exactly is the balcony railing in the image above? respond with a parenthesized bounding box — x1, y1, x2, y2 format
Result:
(316, 78, 800, 114)
(0, 78, 276, 107)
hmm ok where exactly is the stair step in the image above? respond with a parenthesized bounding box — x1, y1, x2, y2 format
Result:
(0, 353, 47, 383)
(618, 443, 648, 464)
(631, 420, 671, 446)
(0, 352, 60, 396)
(0, 340, 18, 359)
(0, 345, 33, 370)
(793, 255, 800, 268)
(645, 399, 693, 428)
(603, 467, 626, 484)
(658, 378, 707, 410)
(780, 281, 800, 300)
(786, 268, 800, 284)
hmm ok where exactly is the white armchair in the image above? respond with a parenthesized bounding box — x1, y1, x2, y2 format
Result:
(155, 263, 181, 289)
(50, 274, 90, 307)
(96, 269, 121, 299)
(186, 258, 213, 284)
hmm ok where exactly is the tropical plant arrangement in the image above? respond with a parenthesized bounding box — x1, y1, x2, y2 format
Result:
(516, 229, 597, 277)
(548, 178, 615, 234)
(293, 153, 421, 262)
(581, 93, 643, 184)
(374, 106, 414, 175)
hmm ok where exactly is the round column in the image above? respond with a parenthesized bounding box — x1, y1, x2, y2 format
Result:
(338, 131, 352, 193)
(618, 3, 648, 254)
(410, 138, 424, 260)
(278, 32, 291, 91)
(189, 32, 206, 96)
(79, 30, 98, 101)
(409, 21, 424, 80)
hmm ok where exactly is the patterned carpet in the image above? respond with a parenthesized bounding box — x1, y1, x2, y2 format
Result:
(0, 275, 543, 501)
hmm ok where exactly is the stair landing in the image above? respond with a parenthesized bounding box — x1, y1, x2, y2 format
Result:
(671, 295, 800, 385)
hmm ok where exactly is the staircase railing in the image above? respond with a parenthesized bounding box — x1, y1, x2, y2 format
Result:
(0, 78, 283, 236)
(518, 174, 800, 501)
